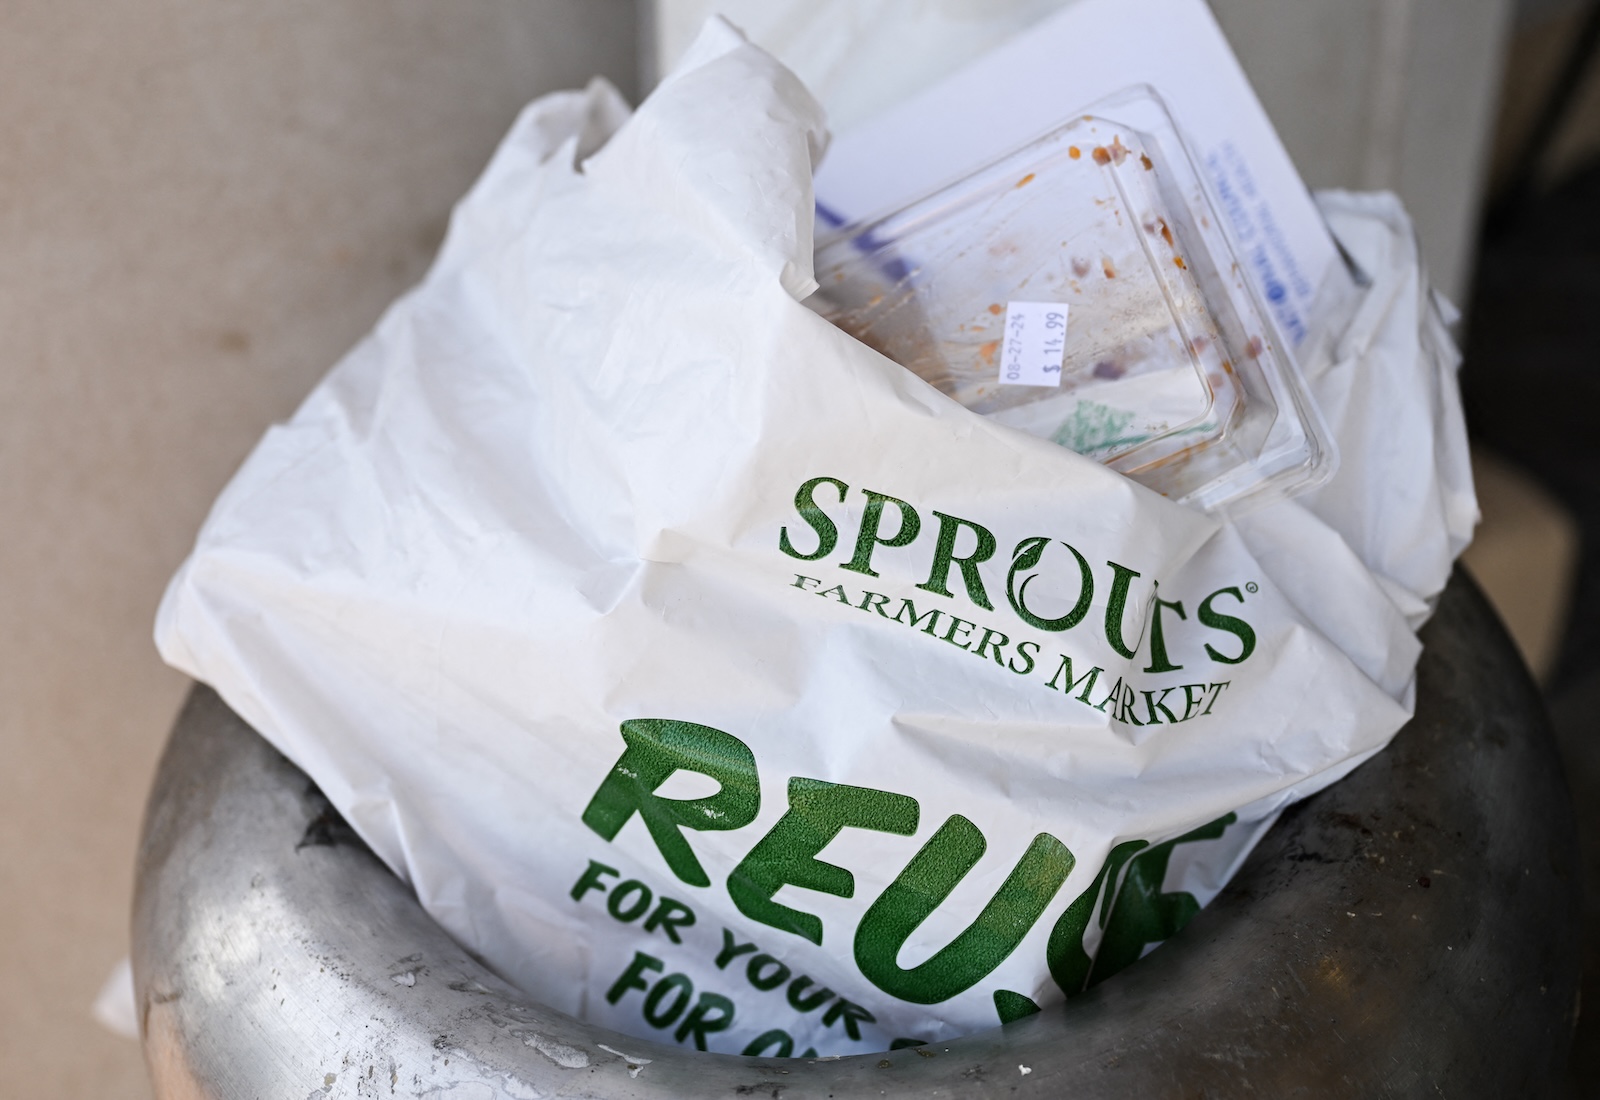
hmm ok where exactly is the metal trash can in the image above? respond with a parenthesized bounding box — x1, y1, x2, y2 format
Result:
(131, 570, 1582, 1097)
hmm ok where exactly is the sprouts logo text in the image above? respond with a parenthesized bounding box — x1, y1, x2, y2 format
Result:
(779, 475, 1258, 725)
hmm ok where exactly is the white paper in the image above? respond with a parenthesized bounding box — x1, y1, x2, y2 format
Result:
(813, 0, 1345, 348)
(156, 20, 1470, 1059)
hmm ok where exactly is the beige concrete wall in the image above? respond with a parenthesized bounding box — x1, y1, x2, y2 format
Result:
(0, 2, 635, 1092)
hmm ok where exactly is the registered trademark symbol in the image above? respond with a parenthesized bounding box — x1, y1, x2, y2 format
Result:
(1245, 582, 1259, 594)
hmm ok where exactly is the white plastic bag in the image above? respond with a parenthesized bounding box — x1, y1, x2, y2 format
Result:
(157, 20, 1472, 1057)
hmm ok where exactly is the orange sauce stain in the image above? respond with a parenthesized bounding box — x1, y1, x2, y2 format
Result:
(1140, 153, 1154, 171)
(987, 303, 1004, 315)
(978, 340, 1000, 364)
(1092, 146, 1111, 166)
(1102, 257, 1117, 279)
(1173, 256, 1187, 270)
(1068, 146, 1082, 160)
(1015, 172, 1036, 188)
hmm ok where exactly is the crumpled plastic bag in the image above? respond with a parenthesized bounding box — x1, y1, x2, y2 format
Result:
(156, 19, 1473, 1057)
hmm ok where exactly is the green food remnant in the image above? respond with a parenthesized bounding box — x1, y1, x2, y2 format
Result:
(1051, 402, 1144, 457)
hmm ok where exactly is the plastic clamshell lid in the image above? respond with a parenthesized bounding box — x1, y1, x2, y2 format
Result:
(810, 86, 1336, 515)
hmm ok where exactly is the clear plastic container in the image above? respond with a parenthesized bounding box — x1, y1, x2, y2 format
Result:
(809, 86, 1336, 515)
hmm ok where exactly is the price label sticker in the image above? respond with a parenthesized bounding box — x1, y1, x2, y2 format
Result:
(998, 301, 1069, 387)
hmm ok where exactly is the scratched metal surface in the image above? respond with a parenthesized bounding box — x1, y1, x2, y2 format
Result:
(132, 570, 1581, 1097)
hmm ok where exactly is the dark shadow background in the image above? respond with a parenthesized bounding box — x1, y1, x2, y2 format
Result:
(1462, 4, 1600, 1088)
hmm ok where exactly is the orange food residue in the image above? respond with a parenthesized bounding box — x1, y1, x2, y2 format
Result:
(1068, 146, 1082, 160)
(978, 340, 1000, 364)
(1091, 137, 1132, 167)
(987, 303, 1004, 315)
(1173, 256, 1187, 270)
(1102, 257, 1117, 279)
(1015, 172, 1036, 188)
(1159, 220, 1174, 247)
(1140, 153, 1154, 171)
